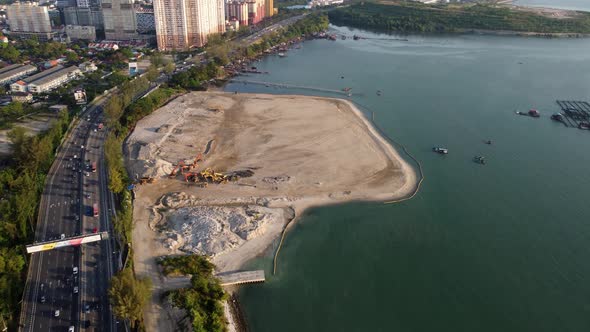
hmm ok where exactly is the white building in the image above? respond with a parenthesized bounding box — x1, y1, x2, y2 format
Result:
(0, 64, 38, 85)
(10, 66, 83, 94)
(78, 62, 98, 73)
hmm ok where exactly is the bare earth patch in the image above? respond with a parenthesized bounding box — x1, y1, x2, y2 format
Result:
(127, 91, 417, 331)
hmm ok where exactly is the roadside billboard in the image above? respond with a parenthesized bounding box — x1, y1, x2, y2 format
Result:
(74, 88, 87, 105)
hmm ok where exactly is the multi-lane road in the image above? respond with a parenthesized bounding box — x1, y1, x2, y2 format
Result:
(19, 95, 118, 332)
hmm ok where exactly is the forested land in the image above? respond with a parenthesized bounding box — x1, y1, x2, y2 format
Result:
(0, 109, 70, 330)
(160, 255, 227, 332)
(328, 2, 590, 34)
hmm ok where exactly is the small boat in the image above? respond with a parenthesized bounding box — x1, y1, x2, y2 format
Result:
(278, 53, 286, 57)
(515, 109, 540, 117)
(353, 35, 361, 40)
(551, 113, 564, 122)
(473, 156, 486, 165)
(579, 122, 590, 130)
(433, 147, 448, 154)
(484, 140, 492, 145)
(376, 90, 382, 96)
(342, 87, 352, 92)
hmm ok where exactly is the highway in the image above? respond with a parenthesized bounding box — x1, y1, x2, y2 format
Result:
(19, 95, 118, 332)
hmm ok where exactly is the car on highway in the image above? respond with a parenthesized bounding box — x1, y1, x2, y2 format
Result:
(39, 296, 46, 303)
(92, 227, 98, 233)
(69, 326, 75, 332)
(75, 215, 79, 221)
(84, 303, 90, 313)
(54, 310, 60, 317)
(61, 234, 65, 240)
(73, 266, 78, 274)
(73, 286, 79, 294)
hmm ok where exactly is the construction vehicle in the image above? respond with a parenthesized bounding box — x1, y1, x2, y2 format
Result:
(192, 153, 203, 167)
(198, 168, 229, 184)
(169, 161, 184, 177)
(138, 177, 156, 184)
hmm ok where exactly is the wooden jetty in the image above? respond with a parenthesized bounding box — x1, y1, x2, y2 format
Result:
(555, 100, 590, 129)
(229, 79, 359, 96)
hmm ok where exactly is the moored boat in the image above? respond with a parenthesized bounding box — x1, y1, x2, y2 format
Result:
(433, 147, 448, 154)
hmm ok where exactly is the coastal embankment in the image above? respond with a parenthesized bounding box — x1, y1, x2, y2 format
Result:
(125, 91, 417, 331)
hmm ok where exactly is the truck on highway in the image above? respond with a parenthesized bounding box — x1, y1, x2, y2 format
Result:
(93, 203, 98, 217)
(91, 162, 96, 172)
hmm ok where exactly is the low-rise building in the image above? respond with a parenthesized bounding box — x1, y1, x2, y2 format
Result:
(0, 64, 38, 85)
(78, 62, 98, 73)
(88, 42, 119, 51)
(10, 92, 33, 103)
(10, 65, 83, 94)
(310, 0, 343, 6)
(65, 24, 96, 41)
(49, 104, 68, 112)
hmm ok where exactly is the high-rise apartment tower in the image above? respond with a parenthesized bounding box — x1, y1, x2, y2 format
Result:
(102, 0, 137, 40)
(153, 0, 225, 51)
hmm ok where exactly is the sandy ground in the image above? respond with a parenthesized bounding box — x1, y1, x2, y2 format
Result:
(127, 92, 417, 332)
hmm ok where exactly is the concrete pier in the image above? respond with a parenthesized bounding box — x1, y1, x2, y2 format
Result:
(217, 270, 266, 286)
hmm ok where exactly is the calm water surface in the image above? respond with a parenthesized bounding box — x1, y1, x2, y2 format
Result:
(225, 26, 590, 332)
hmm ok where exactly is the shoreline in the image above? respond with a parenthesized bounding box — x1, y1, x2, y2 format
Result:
(128, 91, 418, 331)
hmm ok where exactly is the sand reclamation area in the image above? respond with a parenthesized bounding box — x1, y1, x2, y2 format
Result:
(126, 91, 417, 331)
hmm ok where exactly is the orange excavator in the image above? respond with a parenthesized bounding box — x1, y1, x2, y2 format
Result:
(192, 153, 203, 169)
(169, 160, 184, 177)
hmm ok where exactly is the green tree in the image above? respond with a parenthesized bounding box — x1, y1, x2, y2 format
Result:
(65, 51, 78, 62)
(109, 269, 152, 328)
(145, 65, 159, 82)
(164, 62, 175, 75)
(0, 44, 20, 63)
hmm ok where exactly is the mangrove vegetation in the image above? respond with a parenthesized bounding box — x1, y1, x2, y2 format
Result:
(328, 2, 590, 34)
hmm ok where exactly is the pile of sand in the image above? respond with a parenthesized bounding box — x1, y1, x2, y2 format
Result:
(163, 205, 288, 256)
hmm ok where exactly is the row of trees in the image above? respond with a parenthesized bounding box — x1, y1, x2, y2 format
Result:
(168, 13, 329, 91)
(0, 39, 68, 63)
(108, 268, 152, 329)
(160, 256, 227, 332)
(0, 108, 70, 330)
(328, 2, 590, 34)
(103, 68, 179, 329)
(239, 13, 329, 58)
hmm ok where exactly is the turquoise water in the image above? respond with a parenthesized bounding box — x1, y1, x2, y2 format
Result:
(226, 26, 590, 331)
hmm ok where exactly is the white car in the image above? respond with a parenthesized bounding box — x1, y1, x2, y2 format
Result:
(73, 266, 78, 274)
(69, 326, 75, 332)
(73, 286, 79, 294)
(54, 310, 60, 317)
(60, 234, 65, 240)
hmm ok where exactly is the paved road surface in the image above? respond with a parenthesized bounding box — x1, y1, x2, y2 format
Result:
(19, 95, 118, 332)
